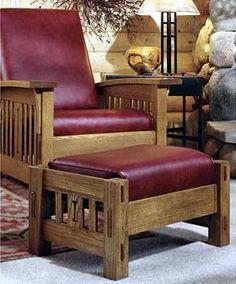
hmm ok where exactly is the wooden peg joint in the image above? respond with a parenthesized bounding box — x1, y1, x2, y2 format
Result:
(224, 216, 227, 231)
(120, 244, 125, 261)
(224, 166, 228, 181)
(107, 209, 112, 238)
(120, 186, 125, 202)
(30, 191, 36, 218)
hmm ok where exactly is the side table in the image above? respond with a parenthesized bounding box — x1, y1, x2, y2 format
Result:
(168, 75, 204, 150)
(102, 73, 205, 151)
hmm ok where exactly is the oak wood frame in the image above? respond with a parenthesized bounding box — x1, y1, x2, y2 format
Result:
(0, 78, 181, 183)
(29, 160, 230, 280)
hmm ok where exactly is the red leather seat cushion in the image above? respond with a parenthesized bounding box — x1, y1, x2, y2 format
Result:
(49, 145, 214, 201)
(1, 9, 99, 110)
(54, 109, 154, 136)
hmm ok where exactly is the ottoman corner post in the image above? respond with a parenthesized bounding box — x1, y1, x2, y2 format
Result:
(29, 166, 51, 255)
(103, 179, 129, 280)
(209, 160, 230, 247)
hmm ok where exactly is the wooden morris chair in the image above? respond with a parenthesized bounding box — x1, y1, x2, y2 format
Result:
(1, 8, 180, 183)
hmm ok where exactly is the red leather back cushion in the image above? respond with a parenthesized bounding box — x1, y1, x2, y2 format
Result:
(1, 8, 99, 110)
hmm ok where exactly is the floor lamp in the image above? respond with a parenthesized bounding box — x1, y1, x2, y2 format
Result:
(138, 0, 200, 74)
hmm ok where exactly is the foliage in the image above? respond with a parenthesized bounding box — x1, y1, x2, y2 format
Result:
(35, 0, 144, 41)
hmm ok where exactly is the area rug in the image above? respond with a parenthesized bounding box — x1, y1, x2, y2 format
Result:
(0, 177, 70, 262)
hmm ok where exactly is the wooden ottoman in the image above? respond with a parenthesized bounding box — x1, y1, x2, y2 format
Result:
(29, 145, 230, 280)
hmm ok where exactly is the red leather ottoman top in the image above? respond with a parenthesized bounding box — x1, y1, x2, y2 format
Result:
(49, 145, 214, 201)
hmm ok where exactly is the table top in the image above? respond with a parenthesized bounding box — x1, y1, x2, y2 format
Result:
(103, 73, 201, 79)
(98, 76, 183, 89)
(207, 121, 236, 144)
(103, 73, 205, 97)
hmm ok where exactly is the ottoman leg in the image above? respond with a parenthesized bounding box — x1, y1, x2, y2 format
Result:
(29, 167, 51, 255)
(209, 161, 230, 247)
(103, 180, 129, 280)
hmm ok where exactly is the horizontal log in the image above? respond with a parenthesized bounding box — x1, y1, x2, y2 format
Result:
(167, 95, 195, 112)
(167, 112, 192, 124)
(85, 32, 195, 53)
(19, 0, 39, 8)
(2, 0, 195, 33)
(84, 15, 195, 33)
(89, 52, 195, 75)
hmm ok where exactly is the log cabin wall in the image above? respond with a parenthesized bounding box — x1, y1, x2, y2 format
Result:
(1, 1, 197, 82)
(85, 16, 197, 82)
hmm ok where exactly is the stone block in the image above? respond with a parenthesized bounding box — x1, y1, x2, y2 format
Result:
(210, 0, 236, 31)
(204, 83, 209, 101)
(196, 63, 214, 103)
(206, 121, 236, 143)
(210, 32, 236, 68)
(192, 18, 215, 70)
(209, 67, 236, 120)
(219, 144, 236, 178)
(204, 137, 223, 159)
(198, 63, 215, 81)
(234, 34, 236, 64)
(186, 105, 210, 137)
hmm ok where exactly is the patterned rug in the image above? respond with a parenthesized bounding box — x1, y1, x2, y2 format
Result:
(0, 177, 69, 262)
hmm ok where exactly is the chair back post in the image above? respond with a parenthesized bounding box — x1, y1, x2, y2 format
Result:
(152, 86, 168, 146)
(39, 91, 54, 165)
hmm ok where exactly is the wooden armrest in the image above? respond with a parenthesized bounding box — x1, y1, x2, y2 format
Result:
(0, 80, 57, 89)
(96, 77, 182, 102)
(96, 78, 182, 88)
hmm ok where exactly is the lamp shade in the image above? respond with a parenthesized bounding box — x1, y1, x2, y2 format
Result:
(138, 0, 200, 16)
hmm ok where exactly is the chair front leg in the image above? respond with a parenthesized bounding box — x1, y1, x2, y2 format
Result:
(29, 166, 51, 255)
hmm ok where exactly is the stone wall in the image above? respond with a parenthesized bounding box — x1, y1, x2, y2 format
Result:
(192, 0, 236, 178)
(208, 0, 236, 121)
(189, 0, 236, 137)
(204, 121, 236, 178)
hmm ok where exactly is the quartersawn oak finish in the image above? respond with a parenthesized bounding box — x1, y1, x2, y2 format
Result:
(0, 78, 181, 183)
(29, 160, 230, 280)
